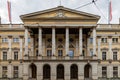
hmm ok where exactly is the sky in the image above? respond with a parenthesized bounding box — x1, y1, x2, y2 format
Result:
(0, 0, 120, 24)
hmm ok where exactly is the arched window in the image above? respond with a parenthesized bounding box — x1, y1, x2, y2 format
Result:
(43, 64, 51, 79)
(57, 64, 64, 79)
(71, 64, 78, 79)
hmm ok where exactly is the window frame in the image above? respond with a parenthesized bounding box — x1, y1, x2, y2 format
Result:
(113, 66, 118, 77)
(2, 38, 8, 43)
(3, 52, 7, 61)
(13, 38, 19, 43)
(113, 51, 117, 60)
(13, 66, 19, 78)
(14, 51, 18, 60)
(2, 66, 7, 78)
(102, 66, 107, 78)
(102, 52, 107, 60)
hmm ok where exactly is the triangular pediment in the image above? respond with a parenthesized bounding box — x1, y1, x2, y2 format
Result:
(20, 6, 100, 20)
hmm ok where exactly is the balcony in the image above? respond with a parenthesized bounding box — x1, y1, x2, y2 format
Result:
(27, 56, 96, 61)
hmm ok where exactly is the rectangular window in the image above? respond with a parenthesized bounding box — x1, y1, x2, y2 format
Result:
(69, 50, 74, 58)
(58, 50, 63, 56)
(2, 38, 8, 43)
(102, 52, 106, 60)
(113, 67, 118, 77)
(3, 52, 7, 61)
(101, 38, 107, 43)
(102, 67, 107, 77)
(89, 38, 93, 44)
(14, 52, 18, 60)
(90, 50, 93, 56)
(13, 38, 19, 43)
(28, 38, 31, 43)
(47, 50, 52, 56)
(113, 52, 117, 60)
(112, 38, 118, 43)
(13, 66, 18, 78)
(2, 66, 7, 78)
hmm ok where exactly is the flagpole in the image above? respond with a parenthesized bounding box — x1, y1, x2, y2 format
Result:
(108, 0, 110, 24)
(7, 0, 12, 27)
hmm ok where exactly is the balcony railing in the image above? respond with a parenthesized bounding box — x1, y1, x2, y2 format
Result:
(0, 78, 23, 80)
(28, 56, 95, 60)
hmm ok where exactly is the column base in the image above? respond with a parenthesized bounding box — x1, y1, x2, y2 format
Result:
(38, 55, 42, 59)
(93, 55, 97, 59)
(79, 56, 84, 59)
(51, 75, 56, 80)
(24, 55, 28, 60)
(23, 74, 29, 80)
(52, 56, 56, 60)
(65, 76, 70, 80)
(65, 56, 70, 60)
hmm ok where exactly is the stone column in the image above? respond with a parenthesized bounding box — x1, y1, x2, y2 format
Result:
(65, 63, 70, 80)
(0, 65, 2, 78)
(107, 65, 112, 78)
(19, 36, 23, 60)
(79, 28, 82, 56)
(108, 36, 112, 60)
(19, 63, 23, 78)
(36, 63, 42, 80)
(51, 63, 56, 80)
(52, 27, 56, 55)
(93, 27, 96, 56)
(24, 28, 28, 58)
(23, 63, 29, 80)
(65, 27, 69, 55)
(97, 36, 101, 59)
(31, 35, 34, 56)
(39, 27, 42, 56)
(8, 36, 12, 60)
(91, 63, 98, 79)
(78, 63, 85, 80)
(8, 64, 12, 78)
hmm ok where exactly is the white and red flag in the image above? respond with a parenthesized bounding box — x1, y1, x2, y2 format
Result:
(7, 0, 12, 23)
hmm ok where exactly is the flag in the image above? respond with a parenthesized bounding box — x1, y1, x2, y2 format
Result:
(7, 0, 12, 23)
(109, 0, 112, 21)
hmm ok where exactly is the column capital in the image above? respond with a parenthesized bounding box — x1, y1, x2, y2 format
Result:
(8, 35, 12, 38)
(19, 35, 24, 39)
(97, 36, 101, 39)
(108, 36, 112, 39)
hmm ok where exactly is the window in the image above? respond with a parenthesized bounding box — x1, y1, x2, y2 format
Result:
(14, 52, 18, 60)
(47, 50, 52, 56)
(13, 66, 19, 78)
(2, 66, 7, 78)
(112, 38, 118, 43)
(101, 38, 107, 43)
(58, 50, 63, 56)
(2, 38, 8, 43)
(90, 50, 93, 56)
(28, 38, 31, 43)
(102, 52, 106, 60)
(113, 67, 118, 77)
(69, 50, 74, 58)
(13, 38, 19, 43)
(3, 52, 7, 60)
(102, 67, 107, 77)
(113, 52, 117, 60)
(89, 38, 93, 43)
(36, 50, 38, 56)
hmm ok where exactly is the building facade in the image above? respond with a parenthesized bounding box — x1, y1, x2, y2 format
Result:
(0, 6, 120, 80)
